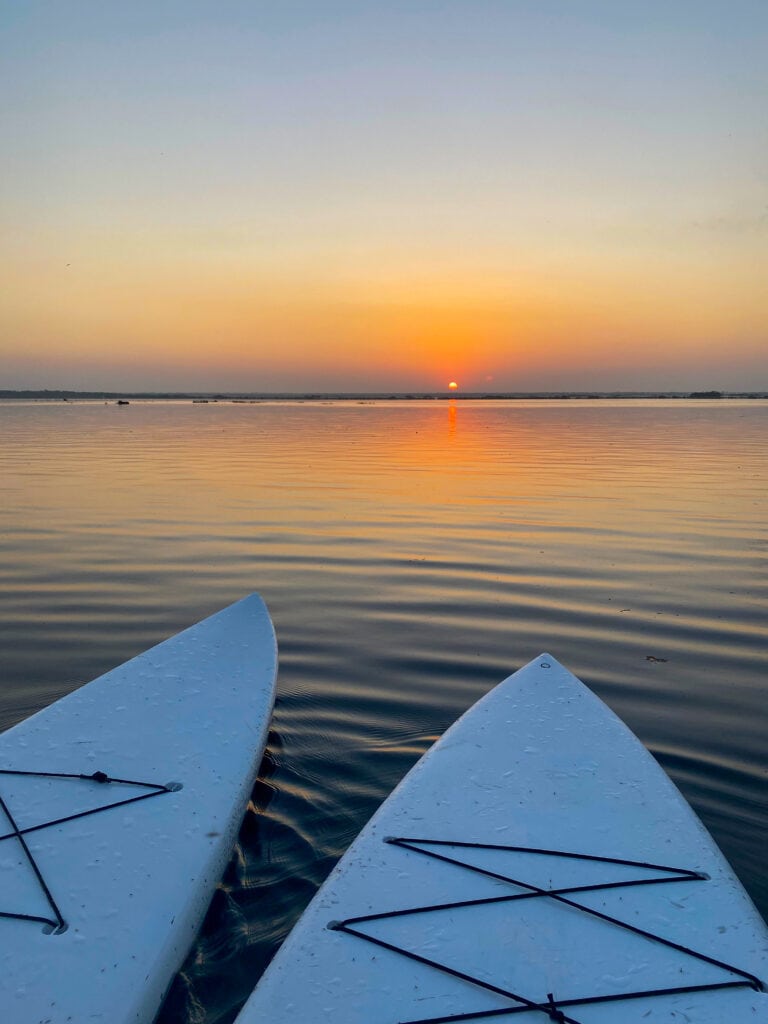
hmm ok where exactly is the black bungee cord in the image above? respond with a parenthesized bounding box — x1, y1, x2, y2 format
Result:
(329, 836, 763, 1024)
(0, 767, 176, 931)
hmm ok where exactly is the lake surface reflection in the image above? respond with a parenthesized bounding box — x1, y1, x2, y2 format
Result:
(0, 399, 765, 1022)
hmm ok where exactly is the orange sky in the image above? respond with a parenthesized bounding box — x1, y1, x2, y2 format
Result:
(1, 3, 766, 391)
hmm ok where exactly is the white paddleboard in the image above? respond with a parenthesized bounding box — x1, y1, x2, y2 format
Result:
(0, 593, 277, 1024)
(237, 654, 767, 1024)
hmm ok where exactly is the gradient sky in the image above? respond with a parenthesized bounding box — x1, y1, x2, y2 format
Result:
(1, 1, 766, 391)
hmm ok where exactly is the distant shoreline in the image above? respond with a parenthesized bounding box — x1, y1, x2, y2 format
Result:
(0, 389, 766, 402)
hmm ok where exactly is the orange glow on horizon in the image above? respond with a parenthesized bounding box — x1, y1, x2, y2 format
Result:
(2, 239, 765, 391)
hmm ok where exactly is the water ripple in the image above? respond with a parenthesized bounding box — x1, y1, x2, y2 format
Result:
(0, 399, 765, 1023)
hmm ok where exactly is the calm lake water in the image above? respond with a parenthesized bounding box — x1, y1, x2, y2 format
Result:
(0, 398, 766, 1022)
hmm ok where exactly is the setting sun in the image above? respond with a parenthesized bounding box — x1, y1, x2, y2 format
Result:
(448, 381, 458, 390)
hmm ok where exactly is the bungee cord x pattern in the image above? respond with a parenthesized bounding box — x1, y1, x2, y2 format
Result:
(0, 767, 174, 931)
(329, 837, 763, 1024)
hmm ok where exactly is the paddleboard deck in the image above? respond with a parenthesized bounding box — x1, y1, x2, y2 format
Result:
(236, 654, 767, 1024)
(0, 593, 277, 1024)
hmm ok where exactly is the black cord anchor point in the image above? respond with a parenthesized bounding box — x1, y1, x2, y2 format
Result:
(546, 993, 566, 1023)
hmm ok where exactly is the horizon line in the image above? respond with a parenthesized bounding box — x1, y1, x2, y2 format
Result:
(2, 389, 766, 401)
